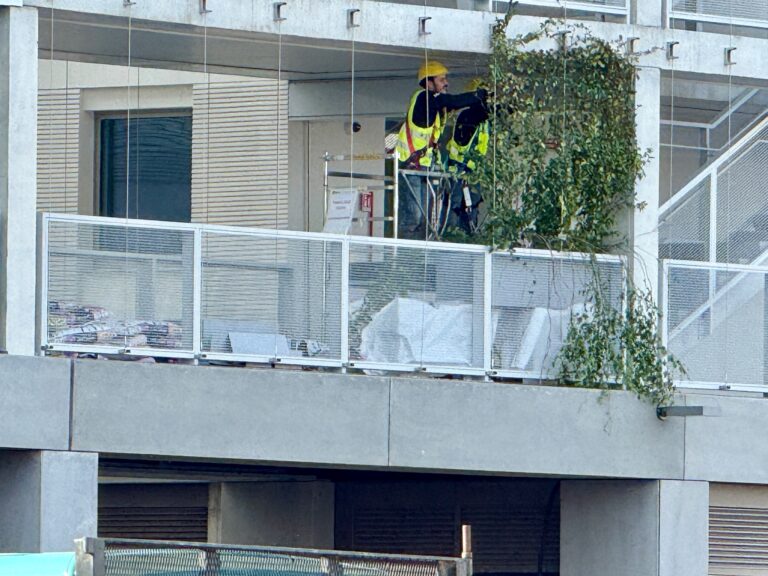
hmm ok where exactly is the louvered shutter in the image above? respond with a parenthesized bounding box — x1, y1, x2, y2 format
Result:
(192, 80, 288, 228)
(99, 484, 209, 542)
(37, 88, 80, 213)
(710, 484, 768, 575)
(98, 506, 208, 541)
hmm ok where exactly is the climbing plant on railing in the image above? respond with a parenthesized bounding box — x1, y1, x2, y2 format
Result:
(470, 13, 645, 252)
(555, 272, 683, 407)
(463, 13, 683, 405)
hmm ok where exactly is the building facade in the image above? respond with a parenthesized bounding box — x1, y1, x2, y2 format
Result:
(2, 1, 768, 574)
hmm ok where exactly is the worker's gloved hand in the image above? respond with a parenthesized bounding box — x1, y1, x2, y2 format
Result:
(475, 88, 489, 102)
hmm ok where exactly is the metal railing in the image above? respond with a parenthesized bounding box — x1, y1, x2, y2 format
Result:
(659, 116, 768, 266)
(668, 0, 768, 30)
(39, 212, 624, 380)
(661, 258, 768, 392)
(75, 538, 471, 576)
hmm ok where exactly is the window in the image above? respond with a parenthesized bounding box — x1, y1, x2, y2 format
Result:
(99, 113, 192, 223)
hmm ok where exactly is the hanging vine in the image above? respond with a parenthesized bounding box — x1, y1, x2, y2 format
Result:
(458, 13, 684, 405)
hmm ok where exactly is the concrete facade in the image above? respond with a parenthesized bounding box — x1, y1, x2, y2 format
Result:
(561, 480, 709, 576)
(208, 481, 335, 548)
(0, 356, 759, 486)
(0, 6, 37, 355)
(0, 450, 98, 552)
(0, 355, 70, 450)
(1, 0, 768, 572)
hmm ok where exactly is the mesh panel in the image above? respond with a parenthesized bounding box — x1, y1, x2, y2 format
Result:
(716, 139, 768, 264)
(348, 241, 485, 370)
(99, 540, 458, 576)
(670, 0, 768, 22)
(201, 231, 343, 362)
(665, 263, 767, 387)
(46, 219, 194, 352)
(491, 253, 623, 377)
(659, 178, 711, 262)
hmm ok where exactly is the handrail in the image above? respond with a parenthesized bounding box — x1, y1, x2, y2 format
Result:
(659, 114, 768, 218)
(661, 258, 768, 392)
(39, 212, 625, 381)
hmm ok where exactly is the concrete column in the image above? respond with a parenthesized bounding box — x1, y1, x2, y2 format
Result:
(633, 66, 661, 300)
(0, 450, 98, 552)
(561, 479, 708, 576)
(632, 0, 665, 27)
(208, 481, 334, 548)
(0, 6, 38, 355)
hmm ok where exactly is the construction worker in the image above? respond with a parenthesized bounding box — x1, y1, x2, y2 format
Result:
(396, 61, 487, 239)
(445, 78, 490, 235)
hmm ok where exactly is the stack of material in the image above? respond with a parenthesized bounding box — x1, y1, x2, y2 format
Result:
(48, 301, 183, 349)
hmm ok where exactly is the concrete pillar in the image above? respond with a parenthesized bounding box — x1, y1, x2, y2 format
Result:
(0, 6, 38, 355)
(633, 66, 661, 299)
(0, 450, 98, 552)
(632, 0, 665, 27)
(208, 481, 334, 548)
(561, 479, 708, 576)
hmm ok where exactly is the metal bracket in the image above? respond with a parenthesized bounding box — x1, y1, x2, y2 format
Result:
(348, 8, 361, 28)
(199, 0, 212, 14)
(665, 40, 679, 61)
(657, 405, 722, 420)
(625, 36, 639, 56)
(273, 2, 287, 22)
(419, 16, 432, 36)
(725, 46, 737, 66)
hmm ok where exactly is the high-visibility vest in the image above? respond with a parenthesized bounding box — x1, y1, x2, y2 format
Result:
(396, 90, 446, 168)
(447, 119, 489, 172)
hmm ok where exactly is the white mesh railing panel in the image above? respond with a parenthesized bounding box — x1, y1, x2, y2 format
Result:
(665, 262, 768, 389)
(716, 139, 768, 265)
(46, 218, 195, 353)
(659, 178, 711, 262)
(200, 230, 343, 363)
(348, 240, 486, 372)
(491, 252, 623, 378)
(670, 0, 768, 23)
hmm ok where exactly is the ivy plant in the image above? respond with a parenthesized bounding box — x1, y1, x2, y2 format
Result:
(555, 271, 684, 407)
(454, 13, 684, 405)
(468, 13, 646, 252)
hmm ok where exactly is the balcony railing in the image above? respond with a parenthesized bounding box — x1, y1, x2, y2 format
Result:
(668, 0, 768, 30)
(662, 259, 768, 392)
(39, 213, 624, 380)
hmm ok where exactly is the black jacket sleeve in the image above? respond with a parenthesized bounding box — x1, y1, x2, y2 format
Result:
(411, 90, 483, 129)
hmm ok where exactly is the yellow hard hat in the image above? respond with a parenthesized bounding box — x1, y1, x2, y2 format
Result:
(418, 61, 449, 83)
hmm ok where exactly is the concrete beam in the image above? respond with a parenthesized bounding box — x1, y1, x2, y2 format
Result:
(0, 6, 37, 355)
(0, 355, 71, 450)
(71, 361, 391, 467)
(684, 392, 768, 484)
(0, 450, 98, 552)
(23, 0, 768, 82)
(388, 378, 685, 479)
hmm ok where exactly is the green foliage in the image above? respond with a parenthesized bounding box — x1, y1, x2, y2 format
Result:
(471, 13, 646, 252)
(556, 272, 684, 407)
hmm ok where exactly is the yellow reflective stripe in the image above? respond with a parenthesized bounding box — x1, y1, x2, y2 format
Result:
(396, 90, 444, 166)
